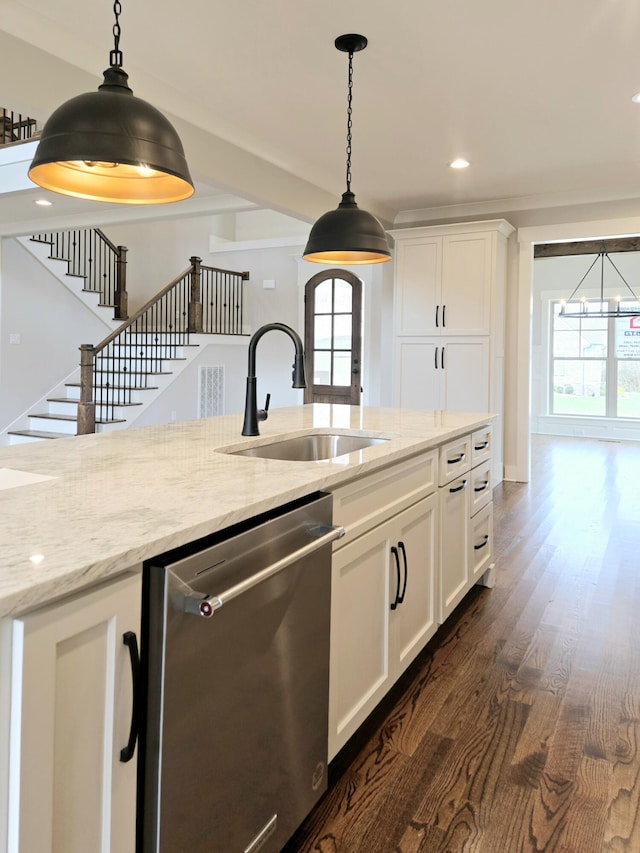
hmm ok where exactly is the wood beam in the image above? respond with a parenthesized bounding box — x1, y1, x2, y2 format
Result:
(534, 236, 640, 258)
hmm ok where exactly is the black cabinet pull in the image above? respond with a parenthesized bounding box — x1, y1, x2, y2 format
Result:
(449, 479, 468, 494)
(474, 440, 489, 451)
(434, 347, 439, 369)
(120, 631, 140, 763)
(474, 480, 489, 493)
(447, 452, 466, 465)
(441, 346, 445, 369)
(390, 546, 401, 610)
(442, 304, 446, 327)
(435, 305, 439, 328)
(397, 541, 408, 604)
(474, 534, 489, 551)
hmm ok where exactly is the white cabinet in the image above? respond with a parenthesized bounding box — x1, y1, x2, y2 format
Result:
(391, 220, 514, 483)
(2, 571, 141, 853)
(396, 338, 489, 413)
(328, 454, 439, 759)
(438, 427, 495, 623)
(394, 232, 494, 338)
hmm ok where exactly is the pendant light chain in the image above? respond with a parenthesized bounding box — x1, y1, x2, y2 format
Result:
(345, 49, 354, 194)
(110, 0, 123, 68)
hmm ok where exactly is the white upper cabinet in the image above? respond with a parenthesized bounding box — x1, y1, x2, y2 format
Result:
(441, 232, 493, 336)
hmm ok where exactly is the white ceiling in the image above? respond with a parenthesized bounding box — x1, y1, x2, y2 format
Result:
(3, 0, 640, 232)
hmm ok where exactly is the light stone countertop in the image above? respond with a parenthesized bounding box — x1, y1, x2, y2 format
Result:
(0, 404, 495, 619)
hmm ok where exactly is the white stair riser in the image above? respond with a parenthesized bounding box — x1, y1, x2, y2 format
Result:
(101, 346, 187, 359)
(8, 433, 43, 445)
(48, 401, 135, 420)
(28, 417, 77, 435)
(95, 358, 179, 372)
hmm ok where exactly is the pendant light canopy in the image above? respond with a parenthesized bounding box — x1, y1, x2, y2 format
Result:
(28, 1, 193, 205)
(303, 34, 391, 265)
(559, 250, 640, 318)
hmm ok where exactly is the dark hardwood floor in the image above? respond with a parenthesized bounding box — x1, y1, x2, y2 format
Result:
(283, 435, 640, 853)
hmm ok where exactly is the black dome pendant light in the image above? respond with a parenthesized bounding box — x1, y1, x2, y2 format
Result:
(28, 0, 194, 205)
(303, 34, 391, 265)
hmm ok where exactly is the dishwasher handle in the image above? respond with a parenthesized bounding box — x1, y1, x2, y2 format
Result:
(176, 523, 345, 618)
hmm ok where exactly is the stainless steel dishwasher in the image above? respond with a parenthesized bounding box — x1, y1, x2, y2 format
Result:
(139, 492, 343, 853)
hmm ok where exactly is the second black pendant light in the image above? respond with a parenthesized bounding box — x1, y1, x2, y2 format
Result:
(303, 34, 391, 265)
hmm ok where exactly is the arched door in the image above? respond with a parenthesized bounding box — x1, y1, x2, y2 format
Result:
(304, 269, 362, 405)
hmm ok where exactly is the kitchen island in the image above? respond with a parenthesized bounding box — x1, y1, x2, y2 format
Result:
(0, 404, 496, 853)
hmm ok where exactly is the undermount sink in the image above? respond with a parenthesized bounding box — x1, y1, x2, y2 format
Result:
(227, 432, 390, 462)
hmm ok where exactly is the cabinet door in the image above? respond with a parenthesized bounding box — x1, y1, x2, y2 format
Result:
(8, 572, 141, 853)
(329, 531, 392, 759)
(441, 232, 492, 336)
(392, 494, 438, 675)
(440, 339, 489, 412)
(395, 339, 441, 410)
(439, 475, 470, 622)
(395, 237, 442, 336)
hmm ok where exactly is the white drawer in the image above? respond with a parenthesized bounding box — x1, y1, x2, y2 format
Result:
(439, 435, 471, 486)
(471, 425, 492, 467)
(469, 501, 493, 580)
(470, 459, 492, 517)
(331, 450, 438, 548)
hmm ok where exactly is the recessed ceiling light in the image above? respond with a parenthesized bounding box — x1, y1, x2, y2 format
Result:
(450, 158, 470, 169)
(35, 198, 53, 206)
(632, 92, 640, 104)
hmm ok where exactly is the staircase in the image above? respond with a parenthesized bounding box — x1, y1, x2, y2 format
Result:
(5, 232, 248, 444)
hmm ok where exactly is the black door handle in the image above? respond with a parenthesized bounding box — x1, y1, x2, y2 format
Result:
(120, 631, 140, 763)
(434, 347, 439, 369)
(390, 546, 401, 610)
(397, 541, 408, 604)
(435, 305, 439, 328)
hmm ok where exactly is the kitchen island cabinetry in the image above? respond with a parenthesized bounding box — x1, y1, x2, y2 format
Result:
(439, 426, 495, 623)
(328, 489, 438, 759)
(0, 405, 497, 852)
(1, 572, 140, 853)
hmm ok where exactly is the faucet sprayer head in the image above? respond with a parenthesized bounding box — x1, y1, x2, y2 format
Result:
(292, 353, 306, 389)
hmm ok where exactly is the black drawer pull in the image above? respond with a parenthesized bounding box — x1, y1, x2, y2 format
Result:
(449, 479, 468, 494)
(442, 304, 446, 327)
(435, 305, 439, 328)
(474, 440, 489, 451)
(474, 480, 489, 493)
(447, 452, 466, 465)
(434, 347, 439, 369)
(474, 534, 489, 551)
(120, 631, 140, 763)
(390, 546, 401, 610)
(397, 541, 408, 604)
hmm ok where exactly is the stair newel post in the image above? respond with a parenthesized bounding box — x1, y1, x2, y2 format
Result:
(188, 256, 203, 334)
(77, 344, 96, 435)
(114, 245, 128, 321)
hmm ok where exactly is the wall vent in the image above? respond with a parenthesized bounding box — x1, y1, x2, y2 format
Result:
(199, 365, 224, 418)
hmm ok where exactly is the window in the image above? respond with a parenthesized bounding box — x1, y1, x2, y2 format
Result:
(550, 299, 640, 419)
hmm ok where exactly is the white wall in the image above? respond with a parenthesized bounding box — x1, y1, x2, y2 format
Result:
(0, 239, 109, 431)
